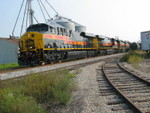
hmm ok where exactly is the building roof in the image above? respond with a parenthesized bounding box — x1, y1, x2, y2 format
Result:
(0, 37, 19, 45)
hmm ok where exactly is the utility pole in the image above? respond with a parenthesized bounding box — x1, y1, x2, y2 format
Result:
(28, 0, 34, 25)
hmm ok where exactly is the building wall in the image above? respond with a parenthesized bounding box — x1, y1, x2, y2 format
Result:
(0, 40, 18, 64)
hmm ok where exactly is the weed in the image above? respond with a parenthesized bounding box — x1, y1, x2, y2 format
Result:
(120, 50, 146, 69)
(128, 55, 144, 64)
(120, 50, 146, 62)
(0, 89, 45, 113)
(0, 69, 76, 112)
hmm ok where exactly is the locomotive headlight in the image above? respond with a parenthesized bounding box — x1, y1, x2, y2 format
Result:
(27, 34, 34, 38)
(28, 34, 31, 37)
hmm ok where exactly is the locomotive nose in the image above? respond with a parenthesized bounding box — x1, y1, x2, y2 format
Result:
(26, 39, 35, 49)
(25, 33, 35, 49)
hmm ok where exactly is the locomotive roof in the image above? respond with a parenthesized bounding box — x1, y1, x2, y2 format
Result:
(80, 32, 96, 38)
(55, 15, 86, 27)
(47, 21, 65, 28)
(28, 22, 65, 29)
(96, 35, 106, 39)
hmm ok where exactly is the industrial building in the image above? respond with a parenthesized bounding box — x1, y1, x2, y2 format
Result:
(0, 37, 19, 64)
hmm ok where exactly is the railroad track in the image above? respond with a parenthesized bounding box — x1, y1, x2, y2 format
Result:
(101, 58, 150, 113)
(0, 53, 124, 81)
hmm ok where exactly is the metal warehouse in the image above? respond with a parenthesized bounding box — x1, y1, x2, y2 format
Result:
(0, 37, 19, 64)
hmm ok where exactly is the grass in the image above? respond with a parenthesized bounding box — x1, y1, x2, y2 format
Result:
(120, 50, 146, 68)
(0, 63, 19, 70)
(0, 69, 77, 113)
(0, 89, 45, 113)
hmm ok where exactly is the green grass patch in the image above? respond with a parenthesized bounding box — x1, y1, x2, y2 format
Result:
(120, 50, 146, 62)
(0, 89, 45, 113)
(0, 69, 77, 113)
(128, 55, 144, 64)
(120, 50, 146, 68)
(0, 63, 19, 70)
(128, 55, 144, 68)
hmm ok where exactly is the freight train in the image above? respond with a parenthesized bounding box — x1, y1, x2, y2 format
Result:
(18, 16, 130, 66)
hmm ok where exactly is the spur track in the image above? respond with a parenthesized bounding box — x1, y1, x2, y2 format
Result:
(102, 59, 150, 113)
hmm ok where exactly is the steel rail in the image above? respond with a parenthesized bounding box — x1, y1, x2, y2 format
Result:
(102, 60, 144, 113)
(118, 61, 150, 86)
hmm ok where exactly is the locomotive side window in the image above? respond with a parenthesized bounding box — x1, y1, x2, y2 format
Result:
(66, 29, 69, 36)
(60, 28, 63, 35)
(50, 27, 52, 33)
(63, 29, 66, 36)
(63, 29, 66, 35)
(57, 28, 59, 35)
(69, 30, 72, 37)
(49, 26, 55, 34)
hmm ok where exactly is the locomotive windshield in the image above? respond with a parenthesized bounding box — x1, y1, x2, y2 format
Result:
(27, 24, 48, 32)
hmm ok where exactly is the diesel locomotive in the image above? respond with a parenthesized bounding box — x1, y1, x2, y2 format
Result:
(18, 16, 130, 66)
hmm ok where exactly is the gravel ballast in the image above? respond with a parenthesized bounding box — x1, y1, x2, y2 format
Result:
(47, 57, 150, 113)
(48, 61, 114, 113)
(122, 58, 150, 79)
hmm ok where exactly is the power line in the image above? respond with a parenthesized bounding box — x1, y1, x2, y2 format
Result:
(39, 0, 51, 20)
(26, 1, 29, 29)
(12, 0, 25, 36)
(45, 0, 59, 16)
(33, 15, 39, 23)
(12, 0, 59, 36)
(20, 0, 28, 36)
(37, 0, 47, 22)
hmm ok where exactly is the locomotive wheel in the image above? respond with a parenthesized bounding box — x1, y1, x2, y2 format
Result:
(29, 61, 35, 66)
(87, 51, 92, 57)
(58, 60, 62, 63)
(41, 62, 45, 65)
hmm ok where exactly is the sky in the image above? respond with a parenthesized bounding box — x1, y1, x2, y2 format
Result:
(1, 0, 150, 42)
